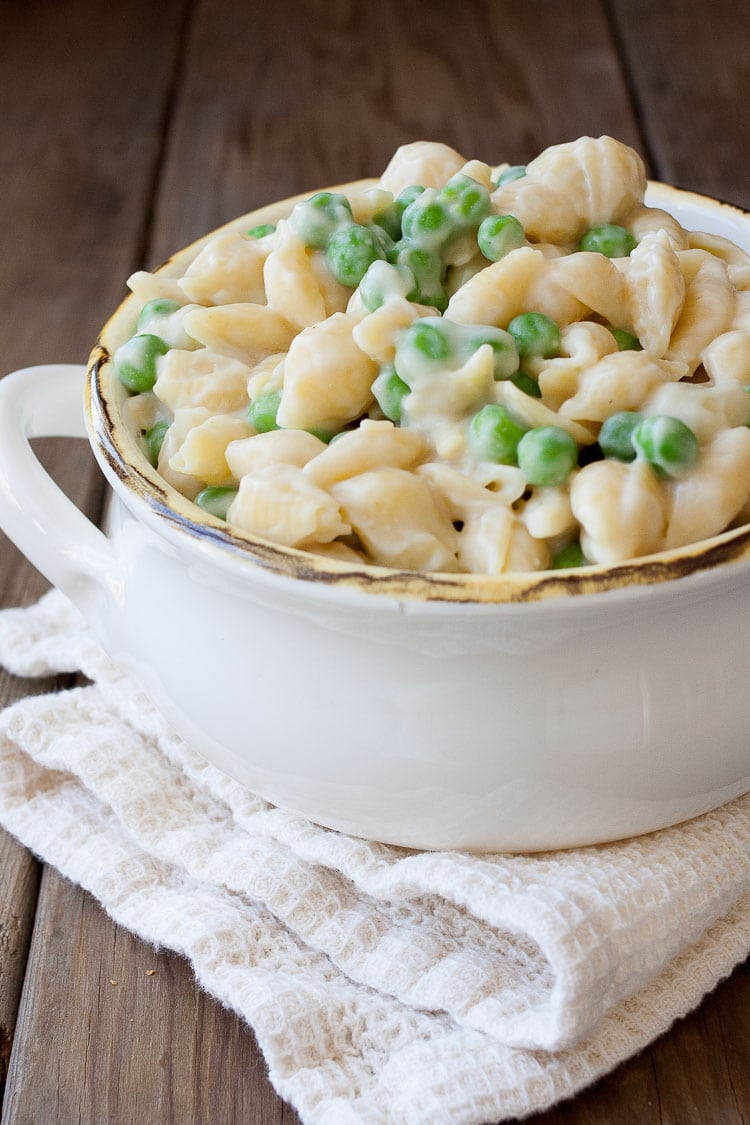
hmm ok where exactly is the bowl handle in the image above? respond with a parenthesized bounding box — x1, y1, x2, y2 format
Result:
(0, 364, 121, 614)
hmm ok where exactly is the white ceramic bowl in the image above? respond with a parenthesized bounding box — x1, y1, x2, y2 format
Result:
(2, 181, 750, 852)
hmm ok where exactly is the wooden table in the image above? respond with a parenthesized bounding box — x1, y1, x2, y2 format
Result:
(1, 0, 749, 1120)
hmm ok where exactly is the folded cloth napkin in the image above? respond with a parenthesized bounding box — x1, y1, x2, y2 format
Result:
(1, 591, 749, 1124)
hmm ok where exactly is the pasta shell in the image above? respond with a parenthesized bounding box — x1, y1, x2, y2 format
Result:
(263, 221, 328, 330)
(331, 467, 460, 572)
(702, 329, 750, 386)
(445, 247, 546, 326)
(664, 427, 750, 550)
(644, 380, 748, 442)
(494, 379, 595, 444)
(666, 251, 735, 373)
(539, 252, 629, 328)
(277, 312, 378, 432)
(226, 430, 327, 478)
(154, 350, 252, 413)
(179, 230, 269, 305)
(169, 414, 254, 485)
(418, 461, 526, 513)
(352, 298, 426, 366)
(624, 205, 690, 250)
(156, 407, 211, 499)
(520, 486, 576, 540)
(379, 141, 467, 195)
(537, 322, 618, 412)
(491, 136, 647, 243)
(304, 420, 428, 488)
(127, 270, 186, 306)
(571, 459, 667, 565)
(228, 464, 350, 547)
(184, 303, 296, 363)
(559, 352, 686, 425)
(404, 346, 495, 425)
(625, 230, 686, 356)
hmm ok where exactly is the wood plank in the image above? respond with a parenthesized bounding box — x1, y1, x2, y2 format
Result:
(0, 0, 193, 601)
(593, 5, 750, 1114)
(608, 0, 750, 206)
(3, 869, 301, 1125)
(527, 1051, 662, 1124)
(647, 958, 750, 1125)
(0, 657, 78, 1104)
(527, 962, 750, 1124)
(711, 957, 750, 1111)
(0, 837, 39, 1103)
(148, 0, 644, 266)
(0, 0, 186, 372)
(2, 0, 749, 1121)
(0, 0, 194, 1118)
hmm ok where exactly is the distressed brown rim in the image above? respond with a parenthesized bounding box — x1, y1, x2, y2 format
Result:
(85, 179, 750, 604)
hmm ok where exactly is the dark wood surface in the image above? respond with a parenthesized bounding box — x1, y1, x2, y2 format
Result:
(1, 1, 749, 1120)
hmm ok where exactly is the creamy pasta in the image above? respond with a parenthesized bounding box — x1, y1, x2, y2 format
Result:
(115, 136, 750, 574)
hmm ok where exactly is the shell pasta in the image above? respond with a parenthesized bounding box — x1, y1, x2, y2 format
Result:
(115, 136, 750, 574)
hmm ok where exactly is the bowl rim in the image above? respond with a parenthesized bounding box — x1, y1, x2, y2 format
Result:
(86, 178, 750, 605)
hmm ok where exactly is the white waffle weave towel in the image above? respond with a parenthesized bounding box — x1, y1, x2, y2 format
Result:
(1, 590, 749, 1124)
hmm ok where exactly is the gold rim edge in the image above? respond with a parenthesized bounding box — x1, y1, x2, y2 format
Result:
(85, 179, 750, 604)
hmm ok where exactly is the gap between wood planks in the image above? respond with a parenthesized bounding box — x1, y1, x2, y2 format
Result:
(131, 0, 199, 274)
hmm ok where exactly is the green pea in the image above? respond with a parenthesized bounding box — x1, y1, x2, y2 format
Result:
(247, 390, 282, 432)
(477, 214, 526, 261)
(400, 190, 454, 251)
(396, 185, 426, 210)
(325, 224, 385, 287)
(369, 222, 396, 260)
(609, 326, 641, 351)
(552, 541, 587, 569)
(247, 223, 276, 239)
(114, 333, 169, 394)
(145, 421, 169, 467)
(372, 201, 403, 242)
(462, 326, 519, 380)
(289, 191, 353, 249)
(194, 486, 238, 521)
(358, 261, 416, 312)
(510, 371, 542, 398)
(136, 299, 182, 333)
(507, 312, 561, 359)
(495, 164, 526, 186)
(136, 298, 196, 349)
(579, 224, 636, 257)
(306, 427, 336, 443)
(517, 426, 578, 486)
(402, 318, 453, 362)
(468, 404, 528, 465)
(372, 366, 410, 422)
(631, 415, 699, 478)
(440, 174, 492, 229)
(392, 241, 447, 311)
(599, 411, 643, 462)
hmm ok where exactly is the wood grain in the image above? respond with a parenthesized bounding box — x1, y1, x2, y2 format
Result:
(608, 0, 750, 206)
(3, 870, 301, 1125)
(647, 957, 750, 1125)
(148, 0, 644, 265)
(0, 838, 39, 1101)
(0, 0, 194, 1117)
(1, 0, 750, 1121)
(0, 0, 187, 372)
(527, 962, 750, 1124)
